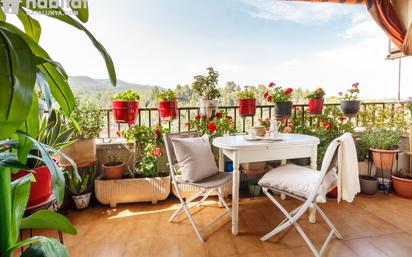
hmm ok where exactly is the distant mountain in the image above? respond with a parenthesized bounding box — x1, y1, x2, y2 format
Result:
(68, 76, 162, 94)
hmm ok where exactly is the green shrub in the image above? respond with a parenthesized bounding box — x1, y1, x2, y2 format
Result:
(361, 128, 400, 150)
(156, 89, 177, 101)
(236, 88, 256, 99)
(67, 100, 104, 139)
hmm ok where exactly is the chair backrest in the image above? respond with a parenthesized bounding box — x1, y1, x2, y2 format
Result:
(163, 131, 199, 178)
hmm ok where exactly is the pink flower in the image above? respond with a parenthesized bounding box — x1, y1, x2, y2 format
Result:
(268, 82, 276, 88)
(258, 117, 262, 123)
(352, 82, 359, 88)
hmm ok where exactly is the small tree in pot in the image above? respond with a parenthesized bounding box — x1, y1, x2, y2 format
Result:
(237, 87, 256, 117)
(157, 89, 178, 121)
(263, 83, 294, 118)
(192, 67, 221, 119)
(306, 88, 325, 115)
(339, 82, 360, 116)
(112, 89, 141, 124)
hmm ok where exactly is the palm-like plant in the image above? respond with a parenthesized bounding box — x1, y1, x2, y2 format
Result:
(0, 1, 116, 256)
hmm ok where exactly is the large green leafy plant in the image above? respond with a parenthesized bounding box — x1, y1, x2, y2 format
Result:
(0, 1, 116, 256)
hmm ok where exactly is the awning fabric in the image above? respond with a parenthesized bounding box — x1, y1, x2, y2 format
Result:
(287, 0, 412, 56)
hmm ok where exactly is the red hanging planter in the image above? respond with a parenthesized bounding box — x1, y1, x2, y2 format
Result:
(112, 100, 139, 124)
(239, 98, 256, 117)
(159, 100, 177, 121)
(308, 98, 324, 114)
(12, 166, 52, 207)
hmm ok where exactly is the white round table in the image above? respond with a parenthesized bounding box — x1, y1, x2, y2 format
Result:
(213, 133, 320, 235)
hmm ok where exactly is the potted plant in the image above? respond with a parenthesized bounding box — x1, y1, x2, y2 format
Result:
(306, 88, 325, 115)
(192, 67, 221, 119)
(157, 89, 178, 121)
(263, 83, 294, 118)
(112, 89, 141, 124)
(339, 82, 360, 116)
(102, 155, 125, 180)
(361, 128, 400, 170)
(60, 100, 104, 165)
(95, 126, 171, 207)
(65, 166, 96, 210)
(392, 170, 412, 199)
(237, 87, 256, 117)
(356, 139, 379, 195)
(12, 110, 75, 207)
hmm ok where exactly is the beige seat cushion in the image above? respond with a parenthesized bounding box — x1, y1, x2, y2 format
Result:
(259, 164, 337, 202)
(172, 135, 218, 182)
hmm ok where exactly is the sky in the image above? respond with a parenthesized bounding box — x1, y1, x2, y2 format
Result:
(7, 0, 412, 99)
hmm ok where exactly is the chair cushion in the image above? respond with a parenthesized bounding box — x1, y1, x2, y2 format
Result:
(172, 135, 218, 182)
(177, 172, 232, 189)
(258, 164, 337, 201)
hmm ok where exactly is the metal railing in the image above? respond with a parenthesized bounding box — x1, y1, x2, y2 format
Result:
(100, 102, 403, 139)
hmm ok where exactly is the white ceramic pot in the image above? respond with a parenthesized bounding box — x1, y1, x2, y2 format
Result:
(72, 192, 91, 210)
(199, 99, 219, 119)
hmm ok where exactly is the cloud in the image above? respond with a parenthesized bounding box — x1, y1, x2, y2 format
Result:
(243, 0, 350, 24)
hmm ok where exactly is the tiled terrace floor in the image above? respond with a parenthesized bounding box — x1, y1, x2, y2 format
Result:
(22, 192, 412, 257)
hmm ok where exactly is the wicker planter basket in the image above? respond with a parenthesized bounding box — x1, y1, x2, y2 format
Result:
(95, 175, 170, 207)
(172, 175, 232, 199)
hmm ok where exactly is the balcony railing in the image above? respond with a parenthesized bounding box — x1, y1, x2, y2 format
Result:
(100, 102, 403, 139)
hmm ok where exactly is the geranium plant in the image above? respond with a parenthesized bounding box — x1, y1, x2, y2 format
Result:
(188, 111, 237, 139)
(112, 89, 141, 101)
(156, 89, 177, 101)
(192, 67, 221, 100)
(263, 85, 293, 103)
(339, 82, 360, 100)
(257, 117, 271, 129)
(120, 125, 169, 177)
(306, 88, 325, 99)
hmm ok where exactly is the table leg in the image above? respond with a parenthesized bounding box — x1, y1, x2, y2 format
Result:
(309, 145, 318, 223)
(218, 149, 225, 207)
(280, 159, 287, 200)
(232, 151, 240, 235)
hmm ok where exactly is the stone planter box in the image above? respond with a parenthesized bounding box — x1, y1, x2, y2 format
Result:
(60, 139, 96, 165)
(172, 175, 232, 199)
(95, 175, 171, 207)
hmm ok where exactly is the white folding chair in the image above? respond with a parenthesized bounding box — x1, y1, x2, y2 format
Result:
(163, 131, 232, 242)
(258, 137, 345, 257)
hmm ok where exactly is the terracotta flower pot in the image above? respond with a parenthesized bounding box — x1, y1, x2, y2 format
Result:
(12, 166, 52, 207)
(308, 99, 324, 114)
(370, 148, 399, 170)
(112, 100, 139, 124)
(340, 100, 360, 116)
(239, 98, 256, 117)
(103, 162, 125, 180)
(158, 100, 177, 121)
(392, 175, 412, 199)
(274, 101, 293, 118)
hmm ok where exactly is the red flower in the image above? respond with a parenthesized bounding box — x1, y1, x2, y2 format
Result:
(155, 129, 161, 137)
(216, 112, 223, 118)
(338, 117, 345, 122)
(154, 147, 162, 158)
(267, 95, 273, 102)
(263, 91, 269, 99)
(268, 82, 276, 88)
(319, 119, 324, 123)
(323, 123, 333, 129)
(195, 114, 201, 120)
(207, 123, 217, 132)
(284, 88, 293, 95)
